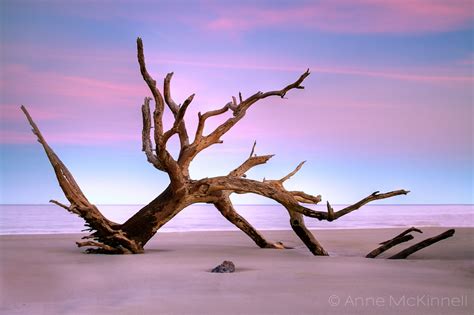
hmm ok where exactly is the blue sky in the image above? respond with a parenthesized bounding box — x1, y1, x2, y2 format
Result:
(1, 0, 472, 204)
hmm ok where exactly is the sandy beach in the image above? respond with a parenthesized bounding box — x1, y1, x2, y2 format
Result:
(1, 227, 472, 315)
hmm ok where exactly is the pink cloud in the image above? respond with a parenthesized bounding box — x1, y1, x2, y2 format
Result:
(1, 104, 65, 121)
(0, 62, 209, 145)
(2, 64, 145, 102)
(204, 0, 473, 34)
(0, 129, 139, 145)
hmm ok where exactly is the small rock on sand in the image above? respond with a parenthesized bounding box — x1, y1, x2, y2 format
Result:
(211, 260, 235, 273)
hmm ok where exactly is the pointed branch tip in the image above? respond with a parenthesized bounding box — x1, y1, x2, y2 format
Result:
(249, 141, 257, 158)
(280, 160, 306, 183)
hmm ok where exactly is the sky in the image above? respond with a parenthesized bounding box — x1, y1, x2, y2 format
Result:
(0, 0, 472, 205)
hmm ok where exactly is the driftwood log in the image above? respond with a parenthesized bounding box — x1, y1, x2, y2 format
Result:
(21, 38, 409, 255)
(378, 227, 423, 245)
(388, 229, 455, 259)
(367, 228, 455, 259)
(366, 227, 423, 258)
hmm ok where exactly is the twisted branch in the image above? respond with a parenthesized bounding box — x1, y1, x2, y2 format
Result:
(136, 38, 186, 186)
(200, 176, 408, 221)
(137, 37, 164, 138)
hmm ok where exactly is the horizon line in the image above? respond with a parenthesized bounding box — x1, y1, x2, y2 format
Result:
(1, 203, 472, 206)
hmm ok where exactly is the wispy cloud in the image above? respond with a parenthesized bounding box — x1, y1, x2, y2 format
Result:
(1, 104, 66, 121)
(204, 0, 473, 35)
(0, 129, 139, 145)
(149, 57, 473, 84)
(13, 0, 471, 36)
(1, 63, 146, 109)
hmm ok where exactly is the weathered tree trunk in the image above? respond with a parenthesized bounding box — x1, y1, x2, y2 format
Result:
(119, 185, 188, 247)
(22, 38, 410, 255)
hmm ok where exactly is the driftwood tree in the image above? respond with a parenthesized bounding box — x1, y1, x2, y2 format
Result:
(22, 38, 409, 255)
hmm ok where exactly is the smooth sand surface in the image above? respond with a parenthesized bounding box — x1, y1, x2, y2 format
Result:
(1, 227, 473, 315)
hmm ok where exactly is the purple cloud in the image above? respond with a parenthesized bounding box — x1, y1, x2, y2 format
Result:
(204, 0, 473, 34)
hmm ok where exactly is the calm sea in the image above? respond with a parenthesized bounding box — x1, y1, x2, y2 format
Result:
(0, 204, 472, 235)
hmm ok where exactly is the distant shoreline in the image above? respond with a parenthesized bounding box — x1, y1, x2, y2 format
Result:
(1, 203, 473, 206)
(2, 204, 472, 235)
(0, 225, 470, 236)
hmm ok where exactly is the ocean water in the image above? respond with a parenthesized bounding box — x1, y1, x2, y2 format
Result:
(0, 204, 472, 235)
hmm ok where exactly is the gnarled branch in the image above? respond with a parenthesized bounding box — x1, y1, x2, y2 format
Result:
(321, 190, 410, 221)
(201, 176, 408, 221)
(163, 93, 195, 144)
(22, 105, 143, 254)
(204, 70, 310, 146)
(137, 37, 165, 138)
(229, 142, 274, 178)
(180, 70, 311, 170)
(136, 38, 185, 186)
(164, 72, 190, 148)
(197, 168, 407, 255)
(141, 97, 163, 170)
(194, 102, 232, 142)
(164, 72, 180, 113)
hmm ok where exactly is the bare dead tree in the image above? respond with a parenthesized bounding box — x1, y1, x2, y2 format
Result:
(21, 38, 409, 255)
